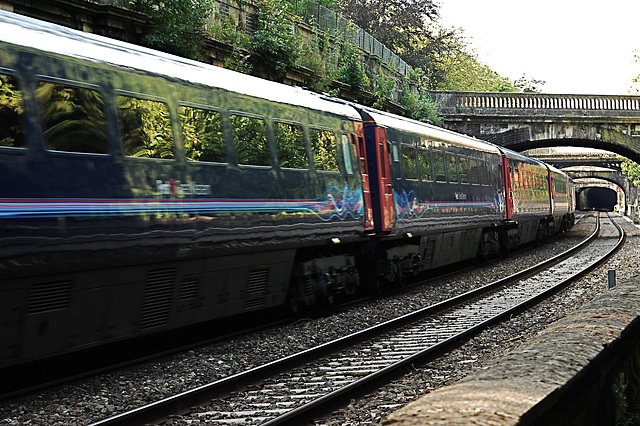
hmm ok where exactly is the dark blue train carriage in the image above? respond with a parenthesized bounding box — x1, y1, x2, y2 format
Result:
(355, 107, 507, 284)
(0, 10, 575, 370)
(0, 10, 369, 367)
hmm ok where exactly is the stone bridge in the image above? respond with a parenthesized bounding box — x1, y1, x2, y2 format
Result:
(429, 91, 640, 163)
(566, 169, 636, 205)
(530, 154, 622, 171)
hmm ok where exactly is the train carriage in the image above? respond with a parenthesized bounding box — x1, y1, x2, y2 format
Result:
(0, 10, 368, 367)
(0, 10, 575, 370)
(499, 149, 552, 248)
(355, 107, 506, 282)
(547, 164, 576, 231)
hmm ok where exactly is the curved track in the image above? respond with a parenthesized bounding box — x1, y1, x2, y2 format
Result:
(90, 213, 623, 425)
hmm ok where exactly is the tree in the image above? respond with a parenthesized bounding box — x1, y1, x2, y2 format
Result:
(434, 38, 514, 92)
(631, 50, 640, 94)
(620, 155, 640, 187)
(337, 0, 438, 48)
(250, 0, 302, 81)
(124, 0, 214, 60)
(513, 74, 546, 93)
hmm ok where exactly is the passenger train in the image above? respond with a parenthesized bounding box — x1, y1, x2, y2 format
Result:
(0, 10, 574, 368)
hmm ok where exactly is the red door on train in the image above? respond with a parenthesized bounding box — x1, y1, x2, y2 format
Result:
(375, 127, 395, 231)
(501, 154, 514, 221)
(359, 116, 394, 232)
(351, 123, 374, 231)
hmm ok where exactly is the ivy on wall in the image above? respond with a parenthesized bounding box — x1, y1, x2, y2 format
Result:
(122, 0, 442, 125)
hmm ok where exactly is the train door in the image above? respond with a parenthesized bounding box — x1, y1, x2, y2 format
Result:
(547, 168, 555, 216)
(361, 119, 394, 232)
(351, 123, 374, 231)
(375, 127, 395, 231)
(501, 155, 514, 220)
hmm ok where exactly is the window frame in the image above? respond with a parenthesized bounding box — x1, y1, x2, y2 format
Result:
(179, 102, 227, 165)
(400, 143, 419, 181)
(116, 90, 175, 161)
(37, 76, 111, 157)
(0, 68, 27, 152)
(272, 119, 309, 170)
(309, 126, 340, 173)
(229, 111, 272, 168)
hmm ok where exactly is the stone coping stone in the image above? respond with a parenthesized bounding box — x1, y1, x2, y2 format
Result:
(384, 279, 640, 425)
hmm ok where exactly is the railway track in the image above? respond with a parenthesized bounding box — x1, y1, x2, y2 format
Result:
(0, 226, 559, 400)
(90, 213, 623, 425)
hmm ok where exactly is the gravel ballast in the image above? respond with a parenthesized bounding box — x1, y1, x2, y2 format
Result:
(2, 213, 636, 425)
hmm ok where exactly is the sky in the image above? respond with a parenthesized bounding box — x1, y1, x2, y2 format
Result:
(437, 0, 640, 95)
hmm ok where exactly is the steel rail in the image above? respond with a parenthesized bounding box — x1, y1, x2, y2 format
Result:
(89, 214, 609, 425)
(265, 213, 624, 425)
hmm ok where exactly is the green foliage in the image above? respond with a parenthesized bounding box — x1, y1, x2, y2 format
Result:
(274, 122, 309, 168)
(251, 0, 302, 81)
(619, 155, 640, 187)
(430, 29, 515, 92)
(309, 128, 338, 171)
(209, 12, 249, 47)
(613, 372, 640, 425)
(36, 82, 108, 153)
(631, 50, 640, 95)
(209, 12, 253, 73)
(180, 106, 226, 162)
(337, 39, 369, 91)
(231, 115, 271, 166)
(117, 96, 174, 159)
(398, 69, 442, 125)
(371, 71, 396, 109)
(124, 0, 214, 60)
(297, 29, 339, 93)
(513, 74, 546, 93)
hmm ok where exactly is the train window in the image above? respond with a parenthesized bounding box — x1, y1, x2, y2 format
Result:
(478, 160, 489, 185)
(391, 144, 399, 162)
(401, 145, 418, 180)
(37, 82, 108, 154)
(310, 128, 338, 172)
(356, 135, 367, 173)
(231, 114, 270, 166)
(179, 106, 225, 163)
(446, 153, 458, 183)
(274, 122, 307, 169)
(341, 134, 354, 174)
(433, 150, 446, 182)
(419, 149, 433, 181)
(0, 73, 26, 148)
(469, 158, 480, 184)
(459, 156, 469, 183)
(117, 95, 174, 159)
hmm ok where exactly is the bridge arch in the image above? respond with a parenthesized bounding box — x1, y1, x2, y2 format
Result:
(430, 91, 640, 163)
(568, 172, 626, 192)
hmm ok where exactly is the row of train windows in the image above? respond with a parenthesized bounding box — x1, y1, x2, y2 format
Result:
(400, 144, 491, 185)
(0, 74, 345, 172)
(511, 165, 547, 189)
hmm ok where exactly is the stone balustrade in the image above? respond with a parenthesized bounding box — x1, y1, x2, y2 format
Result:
(430, 91, 640, 117)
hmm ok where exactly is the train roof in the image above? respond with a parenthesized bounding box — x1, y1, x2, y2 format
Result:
(498, 146, 547, 166)
(361, 107, 502, 154)
(0, 10, 360, 121)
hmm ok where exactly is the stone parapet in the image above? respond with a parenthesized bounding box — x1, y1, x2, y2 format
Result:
(384, 278, 640, 425)
(430, 90, 640, 118)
